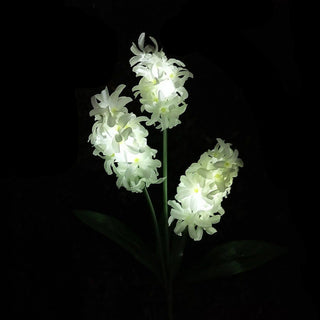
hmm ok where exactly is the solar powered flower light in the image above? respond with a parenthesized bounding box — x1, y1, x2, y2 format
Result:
(88, 84, 164, 192)
(74, 33, 286, 319)
(168, 138, 244, 241)
(130, 32, 193, 130)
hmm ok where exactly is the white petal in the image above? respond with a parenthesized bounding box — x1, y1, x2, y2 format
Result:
(174, 220, 187, 236)
(171, 209, 187, 220)
(138, 32, 146, 51)
(205, 227, 217, 235)
(195, 227, 203, 241)
(168, 200, 181, 210)
(149, 36, 159, 52)
(168, 215, 174, 226)
(188, 224, 197, 240)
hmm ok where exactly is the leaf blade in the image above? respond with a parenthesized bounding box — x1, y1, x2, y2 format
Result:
(73, 209, 160, 279)
(180, 240, 287, 283)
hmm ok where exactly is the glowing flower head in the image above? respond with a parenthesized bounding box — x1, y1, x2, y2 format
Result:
(168, 200, 221, 241)
(130, 33, 193, 130)
(114, 145, 164, 193)
(168, 138, 243, 241)
(89, 84, 164, 193)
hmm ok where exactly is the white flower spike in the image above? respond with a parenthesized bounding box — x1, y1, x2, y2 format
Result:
(89, 84, 164, 193)
(168, 138, 243, 241)
(130, 32, 193, 130)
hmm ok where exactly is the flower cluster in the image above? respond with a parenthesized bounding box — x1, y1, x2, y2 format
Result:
(130, 33, 193, 131)
(89, 84, 164, 193)
(168, 138, 243, 241)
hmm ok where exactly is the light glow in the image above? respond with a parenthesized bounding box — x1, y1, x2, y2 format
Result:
(168, 138, 243, 241)
(130, 32, 193, 130)
(88, 84, 164, 193)
(157, 79, 175, 98)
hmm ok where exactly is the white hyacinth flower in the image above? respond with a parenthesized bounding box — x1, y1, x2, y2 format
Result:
(168, 138, 243, 241)
(89, 84, 164, 193)
(130, 32, 193, 130)
(168, 200, 221, 241)
(114, 145, 163, 193)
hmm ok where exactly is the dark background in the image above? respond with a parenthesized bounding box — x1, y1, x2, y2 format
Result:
(5, 1, 316, 319)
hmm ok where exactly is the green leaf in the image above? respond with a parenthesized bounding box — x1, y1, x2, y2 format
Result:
(179, 240, 287, 283)
(74, 210, 161, 280)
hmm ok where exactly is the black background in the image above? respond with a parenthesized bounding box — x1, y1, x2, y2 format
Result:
(5, 1, 316, 319)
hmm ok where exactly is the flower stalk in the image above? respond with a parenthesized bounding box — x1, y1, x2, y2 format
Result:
(143, 187, 167, 285)
(162, 128, 175, 320)
(163, 129, 170, 268)
(144, 175, 174, 320)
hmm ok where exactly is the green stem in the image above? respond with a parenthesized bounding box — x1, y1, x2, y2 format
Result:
(163, 129, 169, 267)
(163, 129, 173, 319)
(145, 130, 173, 319)
(143, 187, 167, 284)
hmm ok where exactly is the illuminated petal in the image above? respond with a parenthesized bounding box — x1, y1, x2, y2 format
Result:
(138, 32, 145, 51)
(168, 138, 243, 241)
(130, 33, 192, 130)
(205, 227, 217, 235)
(89, 84, 163, 193)
(195, 227, 203, 241)
(188, 224, 197, 240)
(174, 220, 187, 236)
(149, 36, 158, 52)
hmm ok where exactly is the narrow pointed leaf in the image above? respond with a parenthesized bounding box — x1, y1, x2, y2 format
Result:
(74, 210, 160, 279)
(180, 240, 287, 283)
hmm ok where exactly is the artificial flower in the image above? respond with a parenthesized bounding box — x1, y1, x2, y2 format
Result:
(130, 33, 193, 130)
(168, 200, 221, 241)
(89, 84, 163, 193)
(168, 138, 243, 240)
(114, 145, 164, 193)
